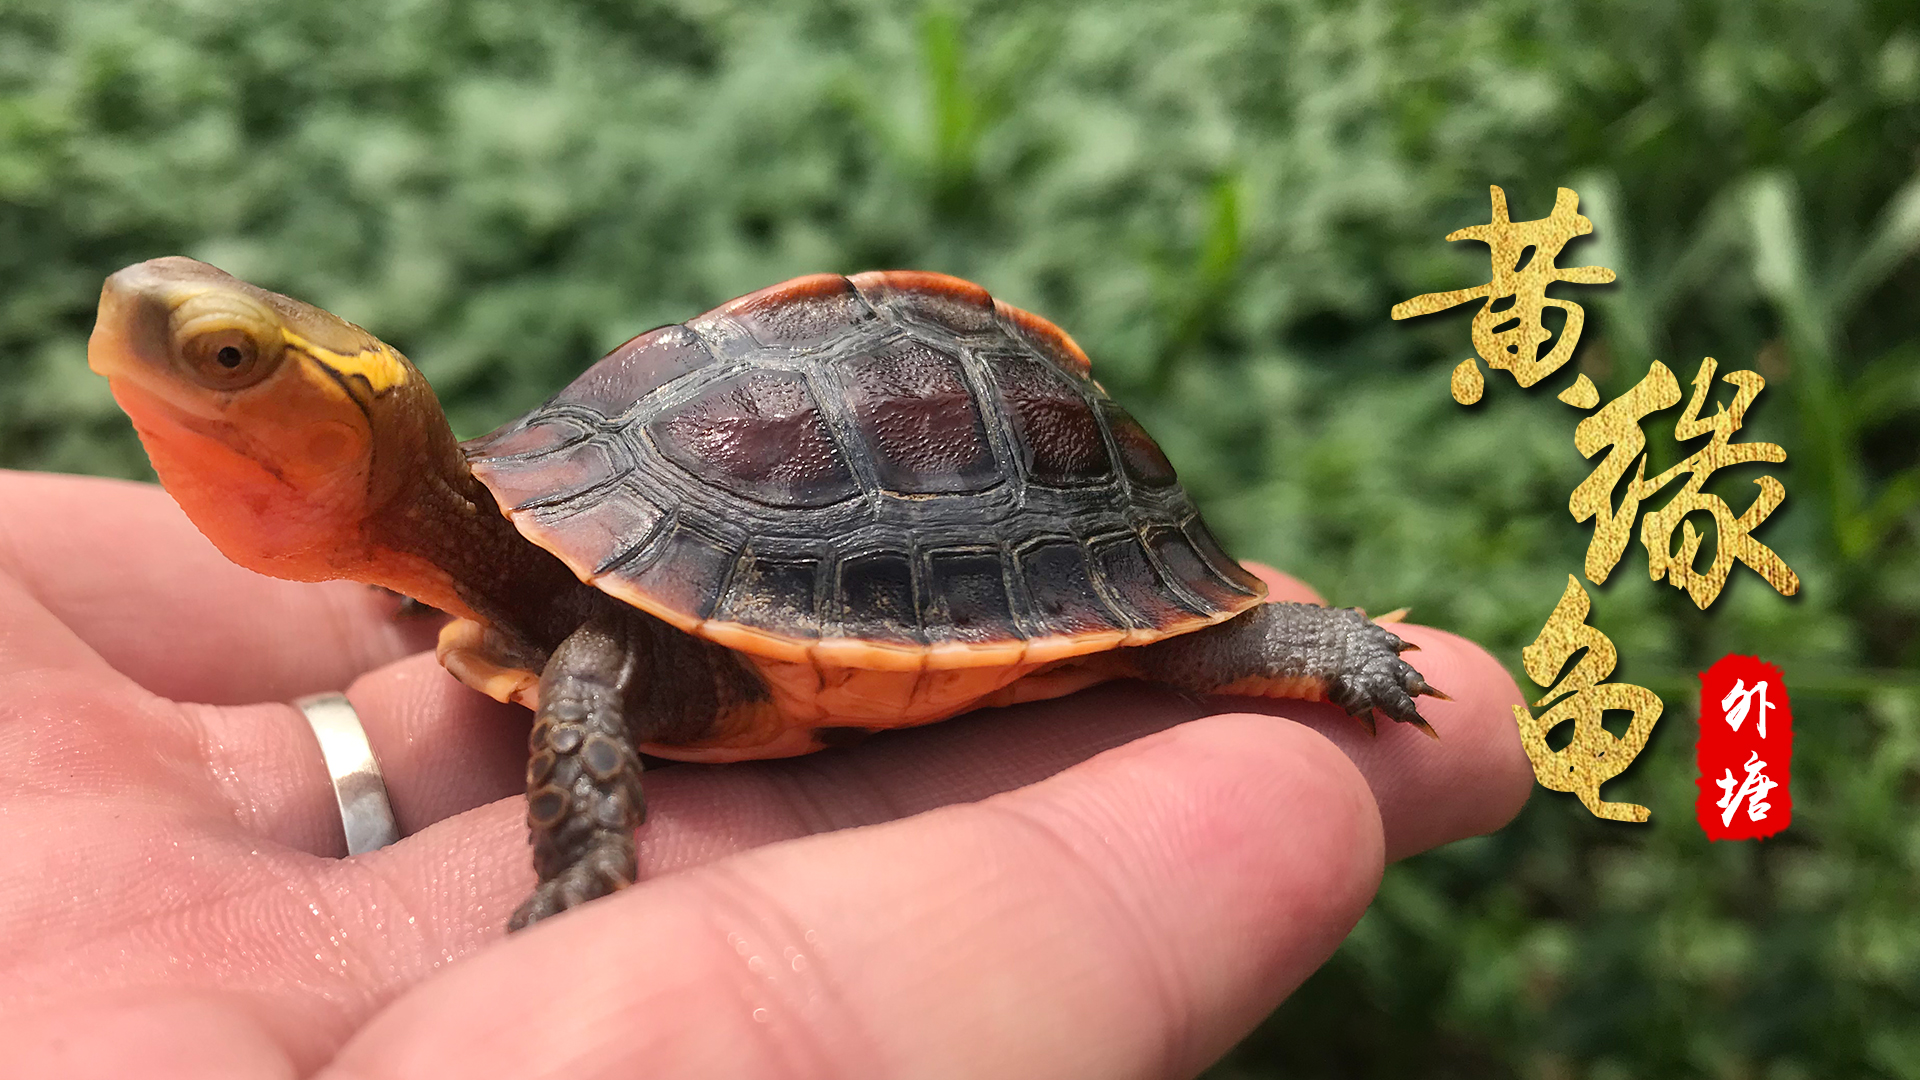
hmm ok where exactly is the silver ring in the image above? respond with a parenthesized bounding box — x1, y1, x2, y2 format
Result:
(294, 692, 400, 855)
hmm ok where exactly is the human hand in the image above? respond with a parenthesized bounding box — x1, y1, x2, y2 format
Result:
(0, 469, 1531, 1079)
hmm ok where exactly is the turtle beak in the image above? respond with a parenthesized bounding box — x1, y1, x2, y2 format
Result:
(88, 260, 182, 382)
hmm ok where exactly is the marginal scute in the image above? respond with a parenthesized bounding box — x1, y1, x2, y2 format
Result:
(715, 555, 821, 633)
(647, 370, 859, 508)
(924, 548, 1016, 643)
(995, 298, 1093, 376)
(1016, 538, 1129, 637)
(465, 415, 587, 460)
(523, 486, 665, 578)
(554, 324, 715, 416)
(1185, 520, 1267, 598)
(704, 273, 877, 349)
(1090, 533, 1201, 628)
(1145, 524, 1246, 608)
(611, 525, 738, 622)
(835, 550, 922, 644)
(849, 270, 999, 334)
(478, 438, 623, 512)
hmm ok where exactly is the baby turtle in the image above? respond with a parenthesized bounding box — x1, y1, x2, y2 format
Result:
(89, 258, 1442, 929)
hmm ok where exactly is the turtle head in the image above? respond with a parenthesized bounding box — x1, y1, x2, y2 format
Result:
(89, 257, 465, 595)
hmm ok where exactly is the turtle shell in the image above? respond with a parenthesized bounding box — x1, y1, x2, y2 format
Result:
(465, 271, 1267, 670)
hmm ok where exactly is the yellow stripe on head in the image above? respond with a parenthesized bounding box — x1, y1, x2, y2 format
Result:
(281, 330, 412, 394)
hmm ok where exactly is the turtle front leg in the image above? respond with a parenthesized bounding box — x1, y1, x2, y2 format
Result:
(510, 617, 649, 931)
(1130, 602, 1447, 736)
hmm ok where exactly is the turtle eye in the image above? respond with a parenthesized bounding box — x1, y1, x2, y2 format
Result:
(181, 327, 281, 389)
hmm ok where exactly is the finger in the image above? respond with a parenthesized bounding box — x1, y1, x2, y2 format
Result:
(0, 994, 297, 1080)
(131, 566, 1505, 872)
(1172, 562, 1529, 857)
(337, 654, 531, 832)
(323, 715, 1386, 1080)
(0, 470, 441, 704)
(174, 653, 528, 854)
(185, 558, 1324, 850)
(0, 557, 130, 685)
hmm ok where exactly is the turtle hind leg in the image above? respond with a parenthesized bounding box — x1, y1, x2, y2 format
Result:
(1129, 602, 1445, 737)
(509, 617, 649, 932)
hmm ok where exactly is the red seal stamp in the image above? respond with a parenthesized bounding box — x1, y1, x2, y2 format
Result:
(1695, 655, 1791, 840)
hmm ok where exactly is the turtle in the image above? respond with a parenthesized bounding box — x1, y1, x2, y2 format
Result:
(88, 257, 1444, 930)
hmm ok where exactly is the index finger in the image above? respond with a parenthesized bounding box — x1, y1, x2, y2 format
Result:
(0, 470, 441, 703)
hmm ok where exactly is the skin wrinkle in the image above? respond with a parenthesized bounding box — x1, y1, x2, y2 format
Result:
(351, 801, 529, 946)
(770, 746, 915, 833)
(6, 787, 349, 999)
(184, 698, 273, 840)
(299, 859, 456, 1028)
(972, 798, 1199, 1080)
(183, 698, 346, 857)
(755, 762, 854, 838)
(685, 861, 888, 1080)
(329, 858, 433, 983)
(0, 574, 119, 685)
(0, 521, 37, 612)
(6, 846, 327, 1007)
(200, 855, 429, 1072)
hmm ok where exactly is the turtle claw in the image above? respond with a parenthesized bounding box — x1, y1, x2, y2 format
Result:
(508, 837, 635, 932)
(1322, 613, 1445, 739)
(1403, 714, 1440, 740)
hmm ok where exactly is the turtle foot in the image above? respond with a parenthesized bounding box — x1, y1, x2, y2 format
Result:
(510, 616, 649, 932)
(509, 834, 635, 931)
(1324, 618, 1445, 738)
(1131, 601, 1448, 739)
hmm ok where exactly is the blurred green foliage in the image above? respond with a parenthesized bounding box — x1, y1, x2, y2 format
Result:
(3, 0, 1917, 1075)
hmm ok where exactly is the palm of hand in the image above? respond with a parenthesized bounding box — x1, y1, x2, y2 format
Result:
(0, 470, 1530, 1080)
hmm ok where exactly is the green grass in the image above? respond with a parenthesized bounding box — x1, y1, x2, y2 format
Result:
(3, 0, 1917, 1075)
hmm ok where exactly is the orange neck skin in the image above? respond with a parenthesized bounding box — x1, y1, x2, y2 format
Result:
(116, 370, 603, 653)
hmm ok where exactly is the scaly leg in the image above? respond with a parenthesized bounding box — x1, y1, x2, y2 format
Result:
(1129, 602, 1446, 736)
(509, 617, 649, 931)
